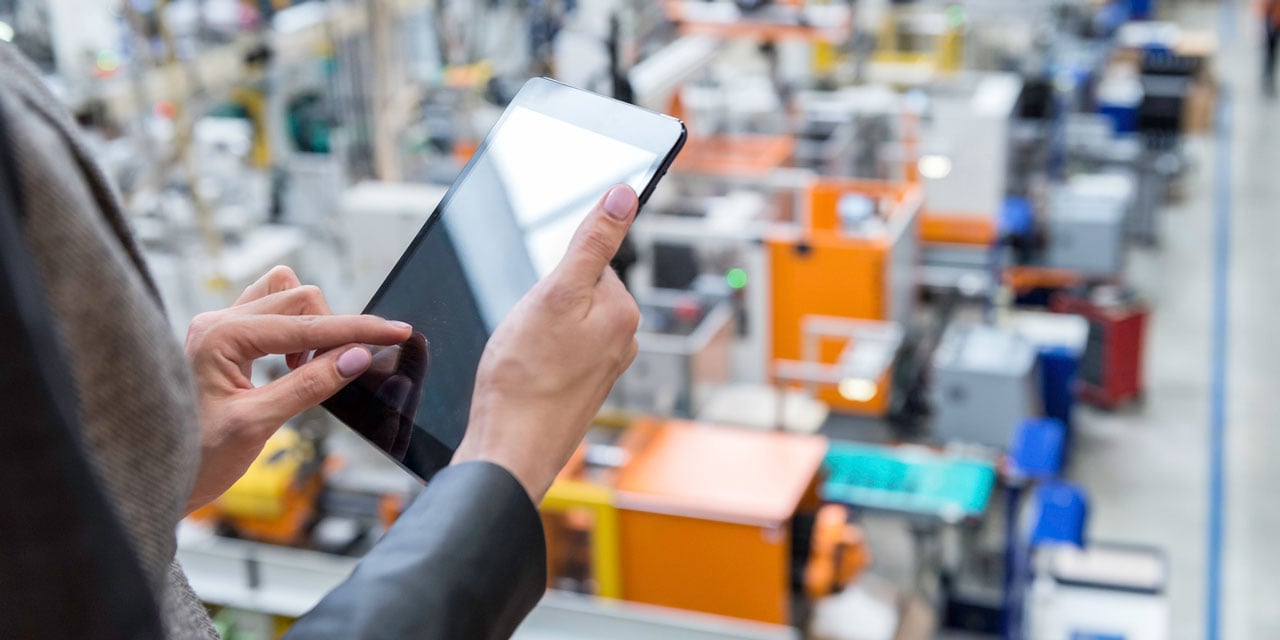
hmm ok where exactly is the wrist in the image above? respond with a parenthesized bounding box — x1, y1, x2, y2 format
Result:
(452, 439, 549, 504)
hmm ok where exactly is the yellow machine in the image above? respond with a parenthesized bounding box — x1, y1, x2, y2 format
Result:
(871, 5, 965, 77)
(541, 418, 869, 626)
(190, 428, 323, 546)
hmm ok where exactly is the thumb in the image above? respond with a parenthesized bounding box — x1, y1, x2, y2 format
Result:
(252, 345, 372, 424)
(553, 185, 638, 288)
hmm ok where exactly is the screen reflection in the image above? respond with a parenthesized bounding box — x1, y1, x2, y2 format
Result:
(325, 105, 659, 480)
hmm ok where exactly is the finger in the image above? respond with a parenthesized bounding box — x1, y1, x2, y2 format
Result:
(250, 345, 373, 425)
(596, 268, 641, 331)
(235, 265, 302, 306)
(232, 284, 335, 317)
(232, 285, 336, 369)
(369, 343, 404, 378)
(396, 332, 430, 385)
(212, 314, 412, 360)
(286, 351, 311, 370)
(552, 185, 638, 289)
(371, 375, 413, 453)
(391, 334, 429, 458)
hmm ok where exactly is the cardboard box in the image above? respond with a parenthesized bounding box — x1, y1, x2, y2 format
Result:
(1183, 79, 1217, 134)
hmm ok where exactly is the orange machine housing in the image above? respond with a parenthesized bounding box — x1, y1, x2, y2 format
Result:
(613, 420, 827, 625)
(767, 179, 922, 415)
(919, 212, 997, 245)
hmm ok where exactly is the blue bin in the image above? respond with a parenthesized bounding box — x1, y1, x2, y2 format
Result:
(1010, 418, 1066, 480)
(1098, 103, 1139, 134)
(999, 196, 1034, 239)
(1039, 345, 1079, 433)
(1125, 0, 1155, 20)
(1031, 482, 1089, 547)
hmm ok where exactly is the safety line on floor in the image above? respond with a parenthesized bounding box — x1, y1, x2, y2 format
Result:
(1206, 2, 1235, 637)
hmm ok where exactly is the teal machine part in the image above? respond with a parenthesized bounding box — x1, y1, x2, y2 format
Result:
(822, 441, 997, 520)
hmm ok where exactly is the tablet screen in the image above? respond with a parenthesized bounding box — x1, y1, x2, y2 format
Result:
(323, 99, 667, 480)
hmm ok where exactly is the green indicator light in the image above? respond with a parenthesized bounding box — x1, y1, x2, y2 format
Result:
(726, 268, 748, 290)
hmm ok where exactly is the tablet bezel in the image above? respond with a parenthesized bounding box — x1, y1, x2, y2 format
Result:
(330, 77, 686, 482)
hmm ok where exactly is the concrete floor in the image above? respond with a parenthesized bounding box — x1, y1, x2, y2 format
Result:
(1065, 1, 1279, 638)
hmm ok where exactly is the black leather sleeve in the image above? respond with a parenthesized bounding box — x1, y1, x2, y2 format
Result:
(285, 461, 547, 640)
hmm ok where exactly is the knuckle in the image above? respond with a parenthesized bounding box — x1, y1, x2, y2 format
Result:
(292, 370, 331, 405)
(541, 279, 581, 312)
(185, 312, 222, 349)
(267, 265, 298, 290)
(602, 293, 640, 331)
(297, 284, 326, 308)
(578, 229, 616, 263)
(618, 299, 641, 331)
(295, 314, 322, 331)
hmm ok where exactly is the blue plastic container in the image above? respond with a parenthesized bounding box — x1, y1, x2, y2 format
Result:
(1031, 482, 1089, 547)
(1009, 418, 1067, 480)
(1098, 103, 1139, 134)
(1038, 345, 1079, 431)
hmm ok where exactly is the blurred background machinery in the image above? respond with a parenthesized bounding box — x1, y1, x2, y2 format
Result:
(6, 0, 1236, 637)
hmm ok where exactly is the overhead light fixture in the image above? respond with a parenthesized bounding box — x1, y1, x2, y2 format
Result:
(838, 378, 878, 402)
(0, 22, 14, 43)
(918, 154, 953, 180)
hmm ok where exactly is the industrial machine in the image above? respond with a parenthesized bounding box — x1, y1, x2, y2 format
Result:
(31, 0, 1191, 635)
(541, 419, 869, 627)
(611, 289, 736, 417)
(190, 428, 325, 547)
(1052, 288, 1149, 409)
(339, 181, 449, 310)
(1024, 543, 1169, 639)
(930, 323, 1040, 449)
(792, 86, 907, 181)
(1045, 173, 1134, 277)
(767, 178, 922, 416)
(917, 72, 1022, 246)
(867, 1, 965, 84)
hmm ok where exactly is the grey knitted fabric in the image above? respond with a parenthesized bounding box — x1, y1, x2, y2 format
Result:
(0, 44, 217, 639)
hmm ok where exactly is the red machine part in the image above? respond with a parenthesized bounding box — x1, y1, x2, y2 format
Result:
(1051, 293, 1149, 409)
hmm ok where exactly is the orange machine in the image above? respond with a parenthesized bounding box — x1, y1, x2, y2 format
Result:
(543, 419, 846, 625)
(919, 213, 997, 245)
(767, 178, 922, 415)
(614, 420, 828, 624)
(672, 134, 795, 180)
(663, 0, 852, 43)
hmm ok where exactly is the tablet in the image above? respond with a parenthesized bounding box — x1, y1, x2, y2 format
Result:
(323, 78, 686, 481)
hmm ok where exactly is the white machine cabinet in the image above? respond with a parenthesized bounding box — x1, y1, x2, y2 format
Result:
(1046, 173, 1134, 277)
(931, 323, 1039, 448)
(1025, 543, 1169, 640)
(921, 73, 1023, 218)
(340, 182, 448, 312)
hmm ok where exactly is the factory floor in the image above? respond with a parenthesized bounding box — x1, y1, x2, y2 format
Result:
(823, 4, 1274, 638)
(1073, 2, 1278, 637)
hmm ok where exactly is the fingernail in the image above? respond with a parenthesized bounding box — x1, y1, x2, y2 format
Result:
(603, 185, 636, 221)
(336, 347, 372, 377)
(388, 320, 412, 331)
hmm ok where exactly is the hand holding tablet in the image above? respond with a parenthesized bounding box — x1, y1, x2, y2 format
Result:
(323, 78, 686, 482)
(453, 184, 643, 501)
